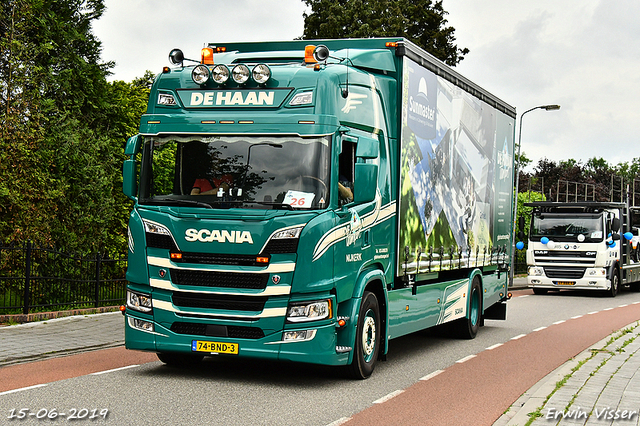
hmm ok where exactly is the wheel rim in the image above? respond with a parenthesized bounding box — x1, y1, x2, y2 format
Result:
(361, 309, 377, 362)
(470, 287, 480, 327)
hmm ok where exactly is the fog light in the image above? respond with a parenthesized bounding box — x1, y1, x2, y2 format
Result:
(128, 317, 154, 332)
(252, 64, 271, 84)
(211, 64, 230, 84)
(283, 329, 317, 342)
(232, 64, 250, 84)
(192, 65, 210, 85)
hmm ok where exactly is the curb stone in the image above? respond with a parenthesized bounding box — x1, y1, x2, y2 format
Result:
(494, 321, 640, 426)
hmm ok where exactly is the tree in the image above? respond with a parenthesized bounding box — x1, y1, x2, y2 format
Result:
(0, 0, 149, 256)
(301, 0, 469, 66)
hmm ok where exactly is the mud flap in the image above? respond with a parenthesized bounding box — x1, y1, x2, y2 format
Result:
(483, 302, 507, 320)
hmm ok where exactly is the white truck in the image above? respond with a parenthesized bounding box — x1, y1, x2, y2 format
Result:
(522, 201, 640, 296)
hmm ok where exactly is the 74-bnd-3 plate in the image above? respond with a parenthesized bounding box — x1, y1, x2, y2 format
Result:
(192, 340, 239, 354)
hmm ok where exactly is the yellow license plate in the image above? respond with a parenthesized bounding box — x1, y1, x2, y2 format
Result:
(192, 340, 239, 354)
(555, 281, 576, 286)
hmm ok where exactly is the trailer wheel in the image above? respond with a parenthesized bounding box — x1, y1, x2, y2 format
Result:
(608, 269, 620, 297)
(452, 277, 482, 339)
(157, 352, 203, 367)
(346, 291, 380, 379)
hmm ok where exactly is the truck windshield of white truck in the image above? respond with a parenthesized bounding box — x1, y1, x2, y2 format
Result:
(531, 213, 604, 242)
(138, 135, 331, 210)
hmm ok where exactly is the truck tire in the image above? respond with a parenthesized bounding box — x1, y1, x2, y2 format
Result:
(452, 277, 482, 339)
(157, 352, 203, 367)
(608, 269, 620, 297)
(346, 291, 380, 379)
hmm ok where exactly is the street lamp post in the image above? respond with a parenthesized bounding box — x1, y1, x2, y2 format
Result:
(509, 104, 561, 287)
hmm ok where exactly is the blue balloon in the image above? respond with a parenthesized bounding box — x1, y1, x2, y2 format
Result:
(540, 237, 549, 245)
(608, 241, 617, 248)
(624, 232, 634, 241)
(516, 241, 525, 250)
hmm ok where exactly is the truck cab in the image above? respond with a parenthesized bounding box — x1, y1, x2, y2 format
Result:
(524, 202, 640, 295)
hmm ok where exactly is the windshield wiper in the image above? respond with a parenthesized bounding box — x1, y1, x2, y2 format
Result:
(143, 198, 213, 209)
(210, 200, 295, 210)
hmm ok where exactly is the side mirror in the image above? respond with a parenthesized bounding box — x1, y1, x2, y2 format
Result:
(123, 134, 141, 200)
(355, 136, 379, 159)
(353, 163, 378, 203)
(125, 134, 142, 156)
(123, 159, 138, 200)
(611, 217, 621, 232)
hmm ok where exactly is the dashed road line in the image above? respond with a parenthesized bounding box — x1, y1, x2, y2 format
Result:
(91, 365, 139, 375)
(420, 370, 443, 381)
(0, 384, 47, 396)
(373, 389, 405, 404)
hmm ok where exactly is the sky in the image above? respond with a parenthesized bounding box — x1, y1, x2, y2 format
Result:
(92, 0, 640, 171)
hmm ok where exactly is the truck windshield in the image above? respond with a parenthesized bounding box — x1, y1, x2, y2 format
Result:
(530, 213, 604, 242)
(139, 135, 331, 210)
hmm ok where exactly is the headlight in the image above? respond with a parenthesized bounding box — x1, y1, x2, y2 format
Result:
(192, 64, 210, 85)
(588, 268, 606, 276)
(252, 64, 271, 84)
(287, 299, 331, 323)
(143, 219, 171, 235)
(232, 64, 250, 84)
(289, 92, 313, 106)
(528, 267, 544, 276)
(272, 226, 302, 240)
(211, 64, 230, 84)
(157, 93, 177, 106)
(126, 290, 153, 313)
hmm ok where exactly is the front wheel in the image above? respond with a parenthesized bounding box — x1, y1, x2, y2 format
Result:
(346, 291, 381, 379)
(452, 277, 482, 339)
(608, 269, 620, 297)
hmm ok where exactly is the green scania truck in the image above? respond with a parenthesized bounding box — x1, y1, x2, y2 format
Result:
(122, 38, 516, 378)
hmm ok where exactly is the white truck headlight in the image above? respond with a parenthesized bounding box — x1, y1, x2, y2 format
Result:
(232, 64, 251, 84)
(126, 290, 153, 313)
(287, 300, 331, 323)
(528, 267, 544, 276)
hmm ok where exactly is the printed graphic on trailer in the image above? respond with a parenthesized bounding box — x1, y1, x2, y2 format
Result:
(398, 57, 514, 272)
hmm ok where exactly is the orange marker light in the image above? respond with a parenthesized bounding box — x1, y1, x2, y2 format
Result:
(256, 256, 270, 264)
(201, 47, 214, 64)
(170, 252, 183, 260)
(304, 45, 317, 64)
(385, 42, 398, 48)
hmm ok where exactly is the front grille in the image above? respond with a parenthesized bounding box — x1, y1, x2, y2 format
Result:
(172, 292, 268, 311)
(147, 233, 178, 251)
(262, 239, 299, 254)
(544, 267, 586, 279)
(175, 252, 269, 267)
(170, 322, 265, 339)
(170, 269, 268, 289)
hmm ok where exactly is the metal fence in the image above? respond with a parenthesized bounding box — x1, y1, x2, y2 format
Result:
(0, 241, 127, 315)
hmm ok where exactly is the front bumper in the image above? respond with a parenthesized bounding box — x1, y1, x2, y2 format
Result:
(124, 312, 350, 366)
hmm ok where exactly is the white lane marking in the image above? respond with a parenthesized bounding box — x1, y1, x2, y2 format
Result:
(511, 334, 527, 340)
(486, 343, 503, 351)
(326, 417, 351, 426)
(588, 311, 599, 315)
(373, 389, 405, 404)
(91, 365, 140, 375)
(619, 304, 629, 308)
(603, 307, 614, 311)
(553, 320, 566, 325)
(533, 326, 547, 332)
(571, 315, 583, 319)
(456, 354, 476, 364)
(420, 370, 444, 381)
(0, 384, 47, 396)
